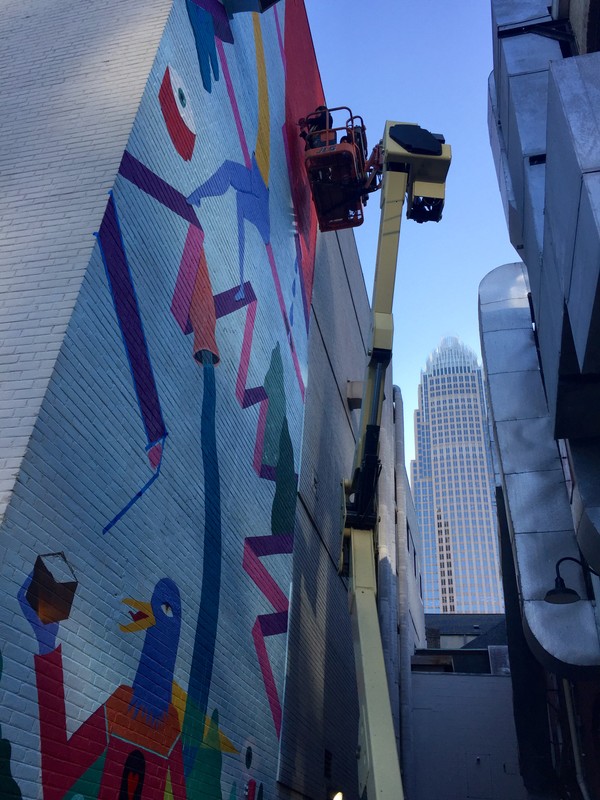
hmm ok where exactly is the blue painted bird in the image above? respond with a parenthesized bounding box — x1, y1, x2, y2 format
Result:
(26, 576, 188, 799)
(121, 577, 183, 725)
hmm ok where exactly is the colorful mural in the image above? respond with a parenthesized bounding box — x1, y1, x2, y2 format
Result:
(19, 574, 187, 798)
(0, 0, 325, 798)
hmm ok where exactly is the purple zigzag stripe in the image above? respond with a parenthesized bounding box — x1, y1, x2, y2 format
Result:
(244, 532, 294, 738)
(214, 283, 257, 318)
(98, 193, 167, 448)
(258, 611, 288, 637)
(119, 151, 201, 228)
(243, 533, 293, 612)
(213, 283, 268, 408)
(251, 533, 294, 558)
(244, 388, 268, 407)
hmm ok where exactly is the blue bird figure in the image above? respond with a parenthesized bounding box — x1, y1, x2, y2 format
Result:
(121, 577, 183, 725)
(20, 574, 189, 799)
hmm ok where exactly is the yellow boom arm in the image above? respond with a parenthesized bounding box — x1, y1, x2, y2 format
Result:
(342, 121, 451, 800)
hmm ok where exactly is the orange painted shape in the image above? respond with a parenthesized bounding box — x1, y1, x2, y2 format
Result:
(190, 244, 220, 365)
(105, 686, 181, 758)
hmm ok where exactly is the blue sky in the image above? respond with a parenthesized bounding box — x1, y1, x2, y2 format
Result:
(304, 0, 519, 464)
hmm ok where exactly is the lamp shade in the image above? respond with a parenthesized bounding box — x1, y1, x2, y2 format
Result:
(544, 576, 581, 604)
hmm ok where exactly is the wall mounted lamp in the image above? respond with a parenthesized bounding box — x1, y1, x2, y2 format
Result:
(544, 556, 600, 604)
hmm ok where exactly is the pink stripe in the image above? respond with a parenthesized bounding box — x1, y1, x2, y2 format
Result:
(266, 244, 305, 399)
(252, 618, 282, 738)
(253, 399, 268, 475)
(147, 440, 163, 470)
(217, 35, 304, 399)
(236, 300, 257, 405)
(216, 39, 252, 170)
(171, 225, 205, 334)
(243, 536, 289, 612)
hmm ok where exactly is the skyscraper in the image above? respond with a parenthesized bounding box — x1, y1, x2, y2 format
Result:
(411, 337, 504, 613)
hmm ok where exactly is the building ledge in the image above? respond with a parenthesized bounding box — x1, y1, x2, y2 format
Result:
(479, 263, 600, 671)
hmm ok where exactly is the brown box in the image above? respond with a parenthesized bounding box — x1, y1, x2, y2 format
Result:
(26, 553, 78, 624)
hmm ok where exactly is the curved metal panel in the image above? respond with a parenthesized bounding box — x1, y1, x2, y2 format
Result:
(479, 263, 600, 671)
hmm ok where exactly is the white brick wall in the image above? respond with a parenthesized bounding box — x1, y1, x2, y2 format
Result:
(0, 0, 172, 522)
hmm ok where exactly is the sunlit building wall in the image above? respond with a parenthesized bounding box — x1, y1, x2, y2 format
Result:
(411, 337, 504, 613)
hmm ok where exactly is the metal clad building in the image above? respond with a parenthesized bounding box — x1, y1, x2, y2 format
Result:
(481, 0, 600, 795)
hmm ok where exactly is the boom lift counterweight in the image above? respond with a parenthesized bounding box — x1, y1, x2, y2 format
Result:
(301, 111, 451, 800)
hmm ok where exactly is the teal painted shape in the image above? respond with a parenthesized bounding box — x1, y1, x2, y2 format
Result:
(0, 737, 23, 799)
(186, 709, 223, 800)
(64, 752, 106, 800)
(183, 363, 222, 776)
(0, 651, 23, 799)
(271, 417, 297, 536)
(263, 344, 286, 469)
(263, 343, 297, 534)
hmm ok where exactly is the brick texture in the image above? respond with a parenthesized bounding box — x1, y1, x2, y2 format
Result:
(0, 2, 395, 798)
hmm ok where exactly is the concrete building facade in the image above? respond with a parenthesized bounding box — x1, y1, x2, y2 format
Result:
(411, 337, 504, 614)
(411, 672, 527, 800)
(392, 386, 426, 800)
(0, 1, 414, 797)
(481, 0, 600, 795)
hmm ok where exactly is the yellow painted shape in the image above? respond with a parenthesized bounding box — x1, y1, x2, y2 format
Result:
(253, 12, 270, 186)
(171, 682, 239, 754)
(203, 715, 238, 754)
(119, 598, 155, 633)
(172, 681, 187, 728)
(165, 770, 174, 800)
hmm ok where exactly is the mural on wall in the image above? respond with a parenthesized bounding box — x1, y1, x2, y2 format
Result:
(159, 65, 198, 161)
(185, 0, 234, 93)
(2, 0, 325, 797)
(97, 191, 169, 534)
(282, 0, 325, 328)
(19, 572, 188, 799)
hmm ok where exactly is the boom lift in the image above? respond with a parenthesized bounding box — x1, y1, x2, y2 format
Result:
(301, 112, 451, 800)
(298, 107, 382, 232)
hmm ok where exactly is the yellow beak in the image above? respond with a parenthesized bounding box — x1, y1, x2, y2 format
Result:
(119, 597, 156, 633)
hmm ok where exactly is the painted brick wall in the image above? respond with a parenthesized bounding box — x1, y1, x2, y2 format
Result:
(0, 1, 392, 799)
(0, 0, 174, 525)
